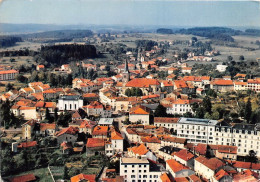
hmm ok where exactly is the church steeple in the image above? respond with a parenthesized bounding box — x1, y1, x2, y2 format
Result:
(123, 59, 130, 83)
(124, 59, 129, 73)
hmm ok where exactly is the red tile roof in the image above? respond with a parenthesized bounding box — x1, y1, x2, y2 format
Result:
(141, 136, 161, 143)
(8, 173, 36, 182)
(211, 79, 233, 86)
(18, 141, 37, 148)
(111, 131, 123, 140)
(86, 138, 105, 148)
(175, 177, 189, 182)
(214, 169, 230, 181)
(195, 156, 225, 171)
(92, 126, 108, 136)
(126, 78, 160, 88)
(128, 143, 149, 155)
(40, 123, 56, 131)
(160, 173, 171, 182)
(166, 159, 189, 173)
(129, 105, 150, 115)
(174, 149, 194, 161)
(55, 126, 78, 137)
(0, 69, 18, 75)
(71, 174, 96, 182)
(154, 117, 179, 123)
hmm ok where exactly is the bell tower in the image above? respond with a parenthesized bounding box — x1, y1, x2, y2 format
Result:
(123, 59, 130, 83)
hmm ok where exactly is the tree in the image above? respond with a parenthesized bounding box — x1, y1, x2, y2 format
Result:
(16, 74, 27, 83)
(247, 150, 258, 163)
(45, 108, 52, 123)
(245, 98, 252, 122)
(5, 83, 13, 92)
(183, 112, 193, 118)
(227, 55, 233, 62)
(251, 109, 260, 124)
(125, 88, 131, 97)
(54, 108, 58, 122)
(154, 105, 167, 117)
(239, 55, 245, 61)
(203, 96, 212, 114)
(63, 166, 69, 180)
(67, 74, 73, 86)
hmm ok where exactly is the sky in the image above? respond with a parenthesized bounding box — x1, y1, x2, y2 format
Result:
(0, 0, 260, 27)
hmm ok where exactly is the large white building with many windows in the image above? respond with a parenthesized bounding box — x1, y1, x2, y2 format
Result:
(155, 117, 260, 158)
(120, 157, 165, 182)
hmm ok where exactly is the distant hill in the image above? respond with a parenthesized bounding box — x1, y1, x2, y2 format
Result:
(175, 27, 243, 42)
(18, 29, 93, 43)
(156, 28, 173, 34)
(244, 29, 260, 36)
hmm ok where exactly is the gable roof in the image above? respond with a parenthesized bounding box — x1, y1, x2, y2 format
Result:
(214, 169, 230, 181)
(111, 131, 123, 140)
(195, 156, 225, 171)
(128, 143, 149, 156)
(160, 173, 171, 182)
(86, 138, 105, 148)
(141, 136, 161, 143)
(92, 125, 109, 136)
(166, 159, 189, 173)
(70, 174, 96, 182)
(174, 149, 194, 161)
(126, 78, 160, 88)
(55, 126, 78, 137)
(129, 105, 150, 115)
(40, 123, 56, 131)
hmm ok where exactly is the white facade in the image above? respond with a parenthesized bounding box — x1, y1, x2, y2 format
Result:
(120, 157, 164, 182)
(216, 65, 228, 72)
(58, 95, 83, 111)
(129, 114, 150, 125)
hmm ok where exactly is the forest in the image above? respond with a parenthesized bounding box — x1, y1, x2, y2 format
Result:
(0, 36, 22, 48)
(19, 29, 93, 43)
(176, 27, 241, 42)
(35, 44, 97, 66)
(156, 28, 174, 34)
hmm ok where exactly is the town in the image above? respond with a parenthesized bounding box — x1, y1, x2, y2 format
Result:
(0, 26, 260, 182)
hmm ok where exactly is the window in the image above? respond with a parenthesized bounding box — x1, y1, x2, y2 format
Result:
(124, 170, 127, 173)
(131, 175, 135, 178)
(124, 165, 127, 168)
(139, 170, 141, 173)
(132, 170, 134, 173)
(132, 165, 134, 168)
(143, 175, 147, 178)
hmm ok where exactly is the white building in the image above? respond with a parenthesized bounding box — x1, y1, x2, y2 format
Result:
(216, 65, 228, 72)
(166, 99, 199, 115)
(120, 157, 165, 182)
(58, 95, 83, 111)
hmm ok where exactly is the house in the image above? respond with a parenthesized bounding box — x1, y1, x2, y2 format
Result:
(194, 156, 225, 180)
(166, 99, 200, 115)
(166, 159, 194, 178)
(86, 138, 105, 156)
(18, 141, 37, 149)
(37, 123, 56, 136)
(92, 125, 109, 139)
(234, 81, 247, 91)
(125, 78, 161, 95)
(58, 95, 83, 111)
(128, 143, 157, 161)
(120, 157, 165, 182)
(0, 69, 18, 81)
(60, 142, 73, 154)
(129, 105, 150, 125)
(111, 130, 124, 152)
(210, 79, 234, 92)
(233, 169, 259, 182)
(55, 126, 79, 144)
(36, 64, 45, 71)
(70, 174, 96, 182)
(84, 101, 112, 117)
(154, 117, 179, 132)
(141, 136, 161, 152)
(160, 135, 186, 149)
(78, 120, 95, 135)
(216, 65, 228, 72)
(173, 149, 195, 169)
(181, 67, 192, 74)
(158, 146, 181, 161)
(21, 120, 38, 139)
(213, 169, 233, 182)
(209, 145, 237, 160)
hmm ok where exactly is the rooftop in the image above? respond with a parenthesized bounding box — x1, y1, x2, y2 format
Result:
(178, 117, 218, 126)
(121, 157, 149, 164)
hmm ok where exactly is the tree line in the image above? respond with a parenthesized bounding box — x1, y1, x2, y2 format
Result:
(0, 36, 22, 48)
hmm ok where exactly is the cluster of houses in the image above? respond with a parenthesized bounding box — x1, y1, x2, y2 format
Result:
(1, 53, 260, 181)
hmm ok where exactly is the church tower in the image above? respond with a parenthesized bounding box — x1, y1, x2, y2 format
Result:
(123, 59, 130, 83)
